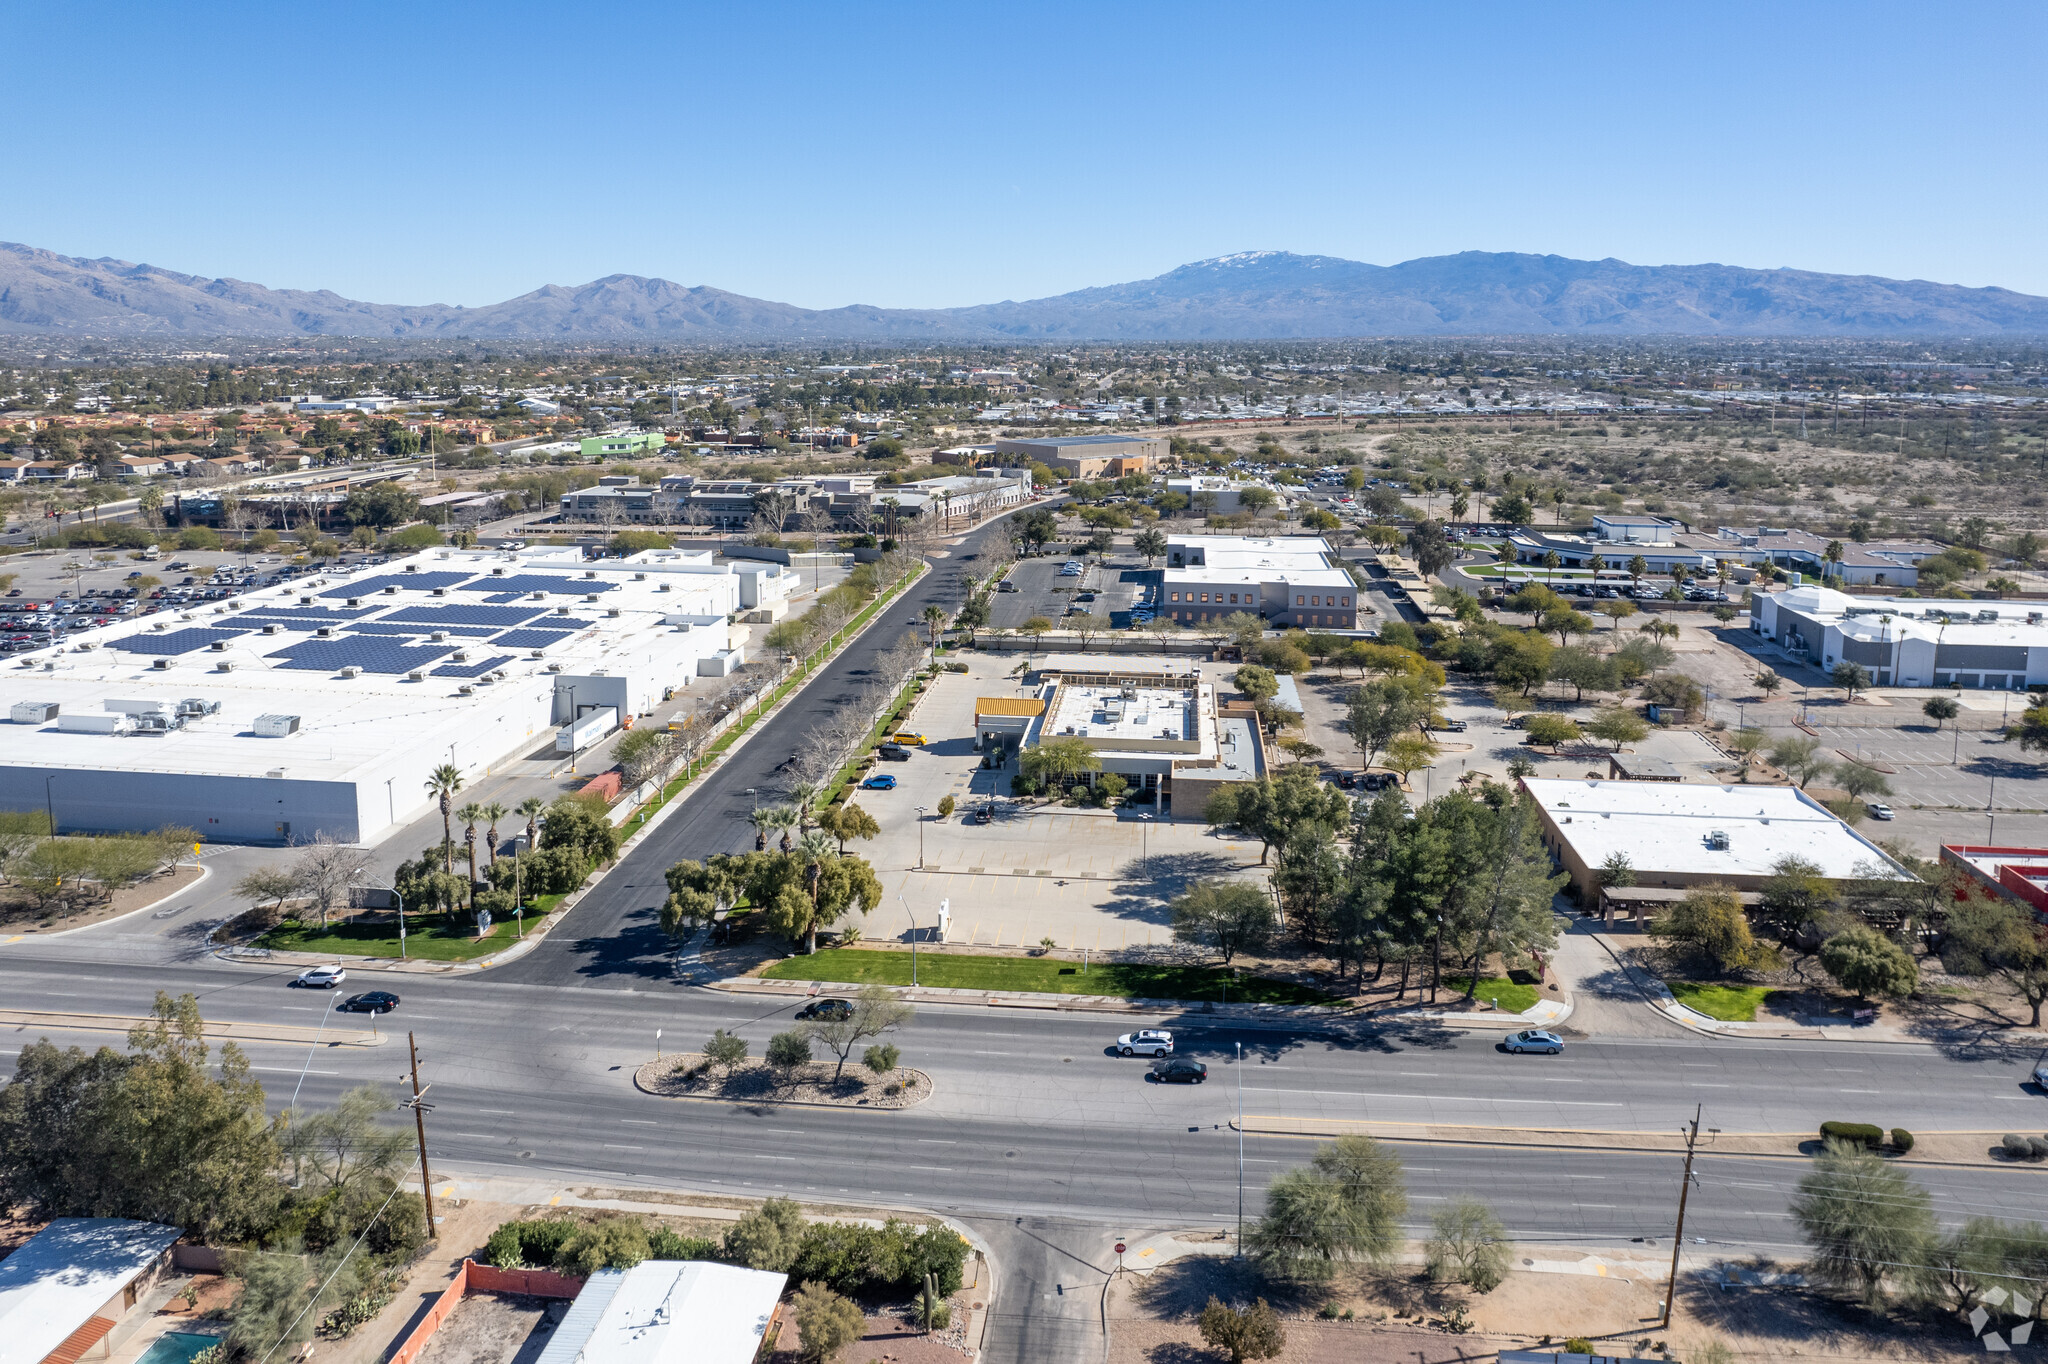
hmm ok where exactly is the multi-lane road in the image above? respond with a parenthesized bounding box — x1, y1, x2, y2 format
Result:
(6, 510, 2048, 1360)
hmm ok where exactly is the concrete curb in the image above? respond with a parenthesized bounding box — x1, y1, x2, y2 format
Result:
(709, 975, 1360, 1021)
(0, 1006, 385, 1048)
(631, 1056, 935, 1112)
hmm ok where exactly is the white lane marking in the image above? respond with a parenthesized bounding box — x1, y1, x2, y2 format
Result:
(603, 1144, 646, 1151)
(478, 1109, 517, 1115)
(254, 1066, 337, 1075)
(752, 1154, 796, 1162)
(1840, 1089, 1881, 1094)
(621, 1119, 660, 1126)
(917, 1139, 957, 1145)
(1244, 1087, 1623, 1107)
(453, 1132, 500, 1139)
(1399, 1072, 1440, 1077)
(903, 1165, 955, 1172)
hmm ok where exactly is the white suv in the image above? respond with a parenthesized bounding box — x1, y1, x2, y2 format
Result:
(1116, 1029, 1174, 1058)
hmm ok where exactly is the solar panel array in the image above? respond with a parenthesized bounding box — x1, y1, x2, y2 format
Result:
(494, 629, 571, 650)
(239, 605, 376, 622)
(458, 574, 616, 595)
(384, 604, 545, 629)
(430, 653, 515, 678)
(347, 621, 501, 637)
(316, 571, 472, 598)
(113, 627, 250, 656)
(542, 618, 596, 629)
(267, 639, 455, 673)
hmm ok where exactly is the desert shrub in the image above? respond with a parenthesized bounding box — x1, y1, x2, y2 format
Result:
(1890, 1128, 1915, 1154)
(1819, 1122, 1884, 1150)
(2031, 1136, 2048, 1162)
(484, 1217, 577, 1269)
(554, 1219, 650, 1274)
(2003, 1134, 2032, 1159)
(648, 1228, 719, 1260)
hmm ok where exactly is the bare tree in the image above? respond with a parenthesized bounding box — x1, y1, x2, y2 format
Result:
(291, 835, 374, 928)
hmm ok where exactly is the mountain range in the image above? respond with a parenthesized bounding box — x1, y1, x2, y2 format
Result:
(3, 242, 2045, 340)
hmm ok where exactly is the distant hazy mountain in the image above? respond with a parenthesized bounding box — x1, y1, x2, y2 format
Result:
(4, 241, 2044, 340)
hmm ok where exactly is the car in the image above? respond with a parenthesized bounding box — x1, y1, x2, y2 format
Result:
(1434, 717, 1469, 733)
(1361, 772, 1396, 791)
(796, 998, 853, 1021)
(997, 580, 1019, 592)
(340, 990, 400, 1014)
(877, 744, 911, 761)
(1076, 592, 1095, 602)
(1150, 1058, 1208, 1083)
(890, 732, 927, 747)
(1866, 803, 1895, 820)
(972, 803, 994, 824)
(1058, 566, 1082, 577)
(295, 964, 347, 989)
(860, 773, 898, 790)
(1117, 1029, 1175, 1057)
(1505, 1029, 1564, 1055)
(1338, 771, 1358, 788)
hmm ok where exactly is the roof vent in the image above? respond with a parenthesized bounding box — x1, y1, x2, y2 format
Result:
(384, 585, 399, 594)
(339, 665, 361, 678)
(262, 624, 280, 635)
(151, 621, 167, 631)
(607, 607, 622, 618)
(152, 658, 172, 670)
(584, 570, 597, 579)
(530, 650, 546, 659)
(407, 669, 425, 681)
(316, 626, 334, 638)
(458, 684, 476, 696)
(546, 662, 564, 673)
(452, 649, 470, 663)
(215, 660, 234, 672)
(300, 595, 313, 605)
(656, 583, 671, 593)
(531, 591, 545, 600)
(431, 587, 447, 597)
(431, 631, 448, 642)
(1706, 829, 1731, 851)
(490, 567, 506, 576)
(633, 572, 646, 580)
(347, 597, 361, 607)
(404, 563, 419, 573)
(584, 594, 599, 603)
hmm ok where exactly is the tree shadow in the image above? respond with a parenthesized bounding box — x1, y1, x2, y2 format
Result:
(1094, 851, 1245, 926)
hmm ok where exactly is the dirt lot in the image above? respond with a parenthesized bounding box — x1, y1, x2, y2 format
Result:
(1107, 1246, 1988, 1364)
(0, 861, 200, 933)
(413, 1292, 560, 1364)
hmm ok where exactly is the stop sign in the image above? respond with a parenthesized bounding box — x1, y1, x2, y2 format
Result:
(1114, 1242, 1126, 1254)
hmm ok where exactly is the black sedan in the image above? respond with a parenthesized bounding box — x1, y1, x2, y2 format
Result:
(339, 991, 401, 1014)
(796, 998, 853, 1021)
(1150, 1058, 1208, 1084)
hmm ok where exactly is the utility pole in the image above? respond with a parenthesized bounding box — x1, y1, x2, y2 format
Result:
(1661, 1104, 1702, 1329)
(403, 1032, 437, 1232)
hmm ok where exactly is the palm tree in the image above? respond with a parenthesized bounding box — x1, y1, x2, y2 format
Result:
(770, 804, 800, 852)
(798, 832, 838, 954)
(786, 782, 818, 833)
(749, 804, 784, 852)
(518, 796, 545, 850)
(1551, 488, 1567, 525)
(456, 802, 485, 904)
(922, 604, 948, 648)
(482, 802, 508, 869)
(425, 764, 463, 875)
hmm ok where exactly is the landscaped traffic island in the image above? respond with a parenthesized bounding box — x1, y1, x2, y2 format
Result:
(634, 1053, 933, 1109)
(760, 946, 1338, 1005)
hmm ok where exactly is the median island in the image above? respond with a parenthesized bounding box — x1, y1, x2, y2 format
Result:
(760, 946, 1337, 1006)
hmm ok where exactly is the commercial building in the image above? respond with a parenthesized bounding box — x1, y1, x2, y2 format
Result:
(994, 660, 1266, 815)
(0, 546, 742, 845)
(579, 432, 668, 459)
(1165, 475, 1283, 516)
(0, 1218, 182, 1364)
(1521, 777, 1912, 901)
(887, 468, 1034, 526)
(1751, 585, 2048, 690)
(1940, 844, 2048, 918)
(993, 433, 1167, 478)
(1162, 534, 1361, 630)
(1506, 515, 1942, 589)
(534, 1260, 786, 1364)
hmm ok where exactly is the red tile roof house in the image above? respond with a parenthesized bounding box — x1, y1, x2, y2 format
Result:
(0, 1218, 186, 1364)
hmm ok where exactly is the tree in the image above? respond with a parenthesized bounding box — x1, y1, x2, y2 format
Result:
(1381, 734, 1439, 783)
(1523, 713, 1581, 748)
(0, 992, 280, 1241)
(481, 801, 508, 868)
(1197, 1298, 1286, 1363)
(1539, 605, 1596, 647)
(2010, 703, 2048, 756)
(1792, 1138, 1934, 1306)
(290, 835, 372, 928)
(1408, 519, 1454, 577)
(863, 1043, 900, 1077)
(1203, 765, 1350, 866)
(1627, 554, 1648, 591)
(1942, 891, 2048, 1027)
(1586, 706, 1649, 752)
(1425, 1197, 1511, 1293)
(1132, 527, 1167, 564)
(1344, 677, 1430, 769)
(1170, 880, 1277, 964)
(1233, 664, 1279, 703)
(1247, 1135, 1407, 1279)
(766, 1031, 813, 1081)
(818, 802, 880, 854)
(1819, 926, 1917, 1001)
(1020, 735, 1102, 790)
(1651, 884, 1767, 973)
(424, 763, 463, 876)
(1547, 644, 1618, 700)
(234, 865, 298, 918)
(281, 1085, 411, 1196)
(705, 1029, 748, 1074)
(1757, 856, 1838, 941)
(1017, 615, 1054, 652)
(556, 1219, 652, 1274)
(1728, 726, 1768, 774)
(1831, 661, 1872, 701)
(921, 604, 948, 648)
(806, 985, 912, 1082)
(1767, 735, 1830, 787)
(518, 796, 545, 849)
(1755, 669, 1784, 697)
(793, 1280, 866, 1362)
(1922, 696, 1960, 731)
(724, 1195, 806, 1271)
(1831, 760, 1892, 804)
(1309, 1134, 1407, 1263)
(455, 802, 486, 902)
(1598, 852, 1636, 890)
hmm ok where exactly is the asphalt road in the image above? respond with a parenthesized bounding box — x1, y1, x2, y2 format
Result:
(487, 517, 1018, 990)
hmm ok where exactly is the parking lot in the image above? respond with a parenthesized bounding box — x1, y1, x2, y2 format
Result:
(989, 554, 1156, 632)
(0, 545, 360, 652)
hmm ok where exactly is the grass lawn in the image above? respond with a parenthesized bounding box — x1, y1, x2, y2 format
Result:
(1442, 975, 1540, 1013)
(763, 948, 1336, 1005)
(257, 915, 531, 962)
(1667, 980, 1784, 1021)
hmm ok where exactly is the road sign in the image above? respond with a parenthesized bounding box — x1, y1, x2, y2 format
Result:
(1114, 1242, 1126, 1254)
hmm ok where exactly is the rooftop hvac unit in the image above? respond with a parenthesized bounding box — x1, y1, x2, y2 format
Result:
(59, 712, 129, 735)
(555, 605, 570, 615)
(267, 768, 287, 778)
(254, 713, 300, 737)
(431, 630, 448, 642)
(584, 570, 597, 579)
(490, 567, 506, 576)
(634, 573, 646, 581)
(215, 660, 234, 672)
(431, 588, 447, 597)
(404, 563, 418, 572)
(347, 597, 361, 607)
(300, 596, 314, 605)
(2030, 612, 2044, 625)
(151, 658, 172, 670)
(407, 669, 424, 681)
(384, 585, 399, 595)
(458, 685, 475, 696)
(530, 650, 545, 659)
(316, 626, 334, 637)
(210, 639, 230, 651)
(584, 594, 599, 603)
(261, 624, 280, 635)
(10, 701, 58, 724)
(339, 665, 361, 678)
(74, 641, 94, 651)
(178, 698, 220, 717)
(546, 662, 564, 673)
(656, 583, 671, 593)
(607, 607, 621, 618)
(1706, 830, 1731, 851)
(531, 591, 545, 600)
(452, 650, 469, 663)
(151, 621, 168, 631)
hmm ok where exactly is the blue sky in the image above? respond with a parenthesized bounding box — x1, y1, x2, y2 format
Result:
(9, 2, 2045, 309)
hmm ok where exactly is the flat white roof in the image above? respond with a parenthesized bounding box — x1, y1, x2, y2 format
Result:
(0, 546, 736, 786)
(1769, 586, 2048, 648)
(1048, 682, 1195, 745)
(0, 1218, 181, 1364)
(1167, 534, 1336, 573)
(1522, 778, 1910, 882)
(534, 1261, 786, 1364)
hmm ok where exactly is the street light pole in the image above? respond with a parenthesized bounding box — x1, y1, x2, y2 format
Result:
(915, 807, 927, 868)
(1235, 1040, 1245, 1259)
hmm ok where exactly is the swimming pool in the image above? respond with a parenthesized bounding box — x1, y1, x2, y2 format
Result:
(136, 1331, 224, 1364)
